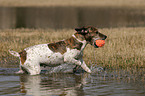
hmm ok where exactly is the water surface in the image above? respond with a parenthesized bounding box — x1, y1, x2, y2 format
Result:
(0, 68, 144, 96)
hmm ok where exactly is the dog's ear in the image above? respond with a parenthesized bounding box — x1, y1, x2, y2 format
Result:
(75, 27, 88, 34)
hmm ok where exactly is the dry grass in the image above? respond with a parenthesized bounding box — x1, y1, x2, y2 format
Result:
(0, 0, 145, 8)
(0, 27, 145, 69)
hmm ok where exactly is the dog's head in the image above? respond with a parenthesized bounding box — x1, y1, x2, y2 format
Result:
(75, 26, 107, 48)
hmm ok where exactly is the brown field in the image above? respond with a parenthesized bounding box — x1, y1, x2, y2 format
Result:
(0, 0, 145, 8)
(0, 27, 144, 69)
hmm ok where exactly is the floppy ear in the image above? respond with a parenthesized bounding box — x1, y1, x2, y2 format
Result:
(75, 27, 88, 34)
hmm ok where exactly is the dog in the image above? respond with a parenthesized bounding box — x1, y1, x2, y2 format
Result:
(9, 26, 107, 75)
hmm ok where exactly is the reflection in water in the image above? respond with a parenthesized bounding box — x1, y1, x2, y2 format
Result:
(20, 74, 87, 96)
(0, 7, 145, 29)
(19, 70, 145, 96)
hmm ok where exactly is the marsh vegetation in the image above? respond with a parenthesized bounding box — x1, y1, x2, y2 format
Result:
(0, 27, 144, 69)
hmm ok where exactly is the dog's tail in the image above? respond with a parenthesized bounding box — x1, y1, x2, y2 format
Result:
(9, 49, 20, 57)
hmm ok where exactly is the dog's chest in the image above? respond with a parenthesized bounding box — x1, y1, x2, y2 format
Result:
(47, 48, 82, 65)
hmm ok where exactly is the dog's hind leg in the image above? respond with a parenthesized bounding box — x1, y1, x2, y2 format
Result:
(22, 60, 41, 75)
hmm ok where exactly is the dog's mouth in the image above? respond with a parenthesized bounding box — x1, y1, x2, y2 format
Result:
(93, 39, 106, 48)
(94, 42, 99, 48)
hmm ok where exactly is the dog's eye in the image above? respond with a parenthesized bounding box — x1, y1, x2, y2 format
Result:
(96, 31, 99, 34)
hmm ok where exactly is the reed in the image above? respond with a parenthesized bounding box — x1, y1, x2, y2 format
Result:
(0, 27, 144, 69)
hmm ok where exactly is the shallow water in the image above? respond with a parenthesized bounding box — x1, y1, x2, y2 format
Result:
(0, 68, 144, 96)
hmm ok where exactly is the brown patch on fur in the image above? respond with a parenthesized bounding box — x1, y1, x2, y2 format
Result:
(48, 41, 67, 54)
(74, 33, 85, 41)
(19, 50, 27, 65)
(65, 37, 83, 50)
(48, 36, 83, 54)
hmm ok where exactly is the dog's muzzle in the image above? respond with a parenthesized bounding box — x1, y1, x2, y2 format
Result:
(91, 38, 98, 48)
(93, 42, 99, 48)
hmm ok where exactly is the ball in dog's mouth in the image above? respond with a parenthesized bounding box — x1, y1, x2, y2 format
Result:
(94, 40, 105, 48)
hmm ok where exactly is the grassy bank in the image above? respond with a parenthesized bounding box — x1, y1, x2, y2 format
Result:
(0, 27, 145, 69)
(0, 0, 145, 8)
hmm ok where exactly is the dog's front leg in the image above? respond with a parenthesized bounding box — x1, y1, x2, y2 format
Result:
(80, 58, 91, 73)
(64, 57, 91, 73)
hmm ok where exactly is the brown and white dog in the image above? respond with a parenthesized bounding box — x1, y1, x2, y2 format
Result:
(9, 26, 107, 75)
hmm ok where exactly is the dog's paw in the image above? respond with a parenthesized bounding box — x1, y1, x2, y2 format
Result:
(15, 70, 24, 74)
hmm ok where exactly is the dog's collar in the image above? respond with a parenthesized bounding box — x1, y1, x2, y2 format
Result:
(72, 34, 87, 51)
(72, 34, 86, 43)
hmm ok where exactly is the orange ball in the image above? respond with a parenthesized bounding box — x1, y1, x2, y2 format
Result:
(95, 40, 105, 47)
